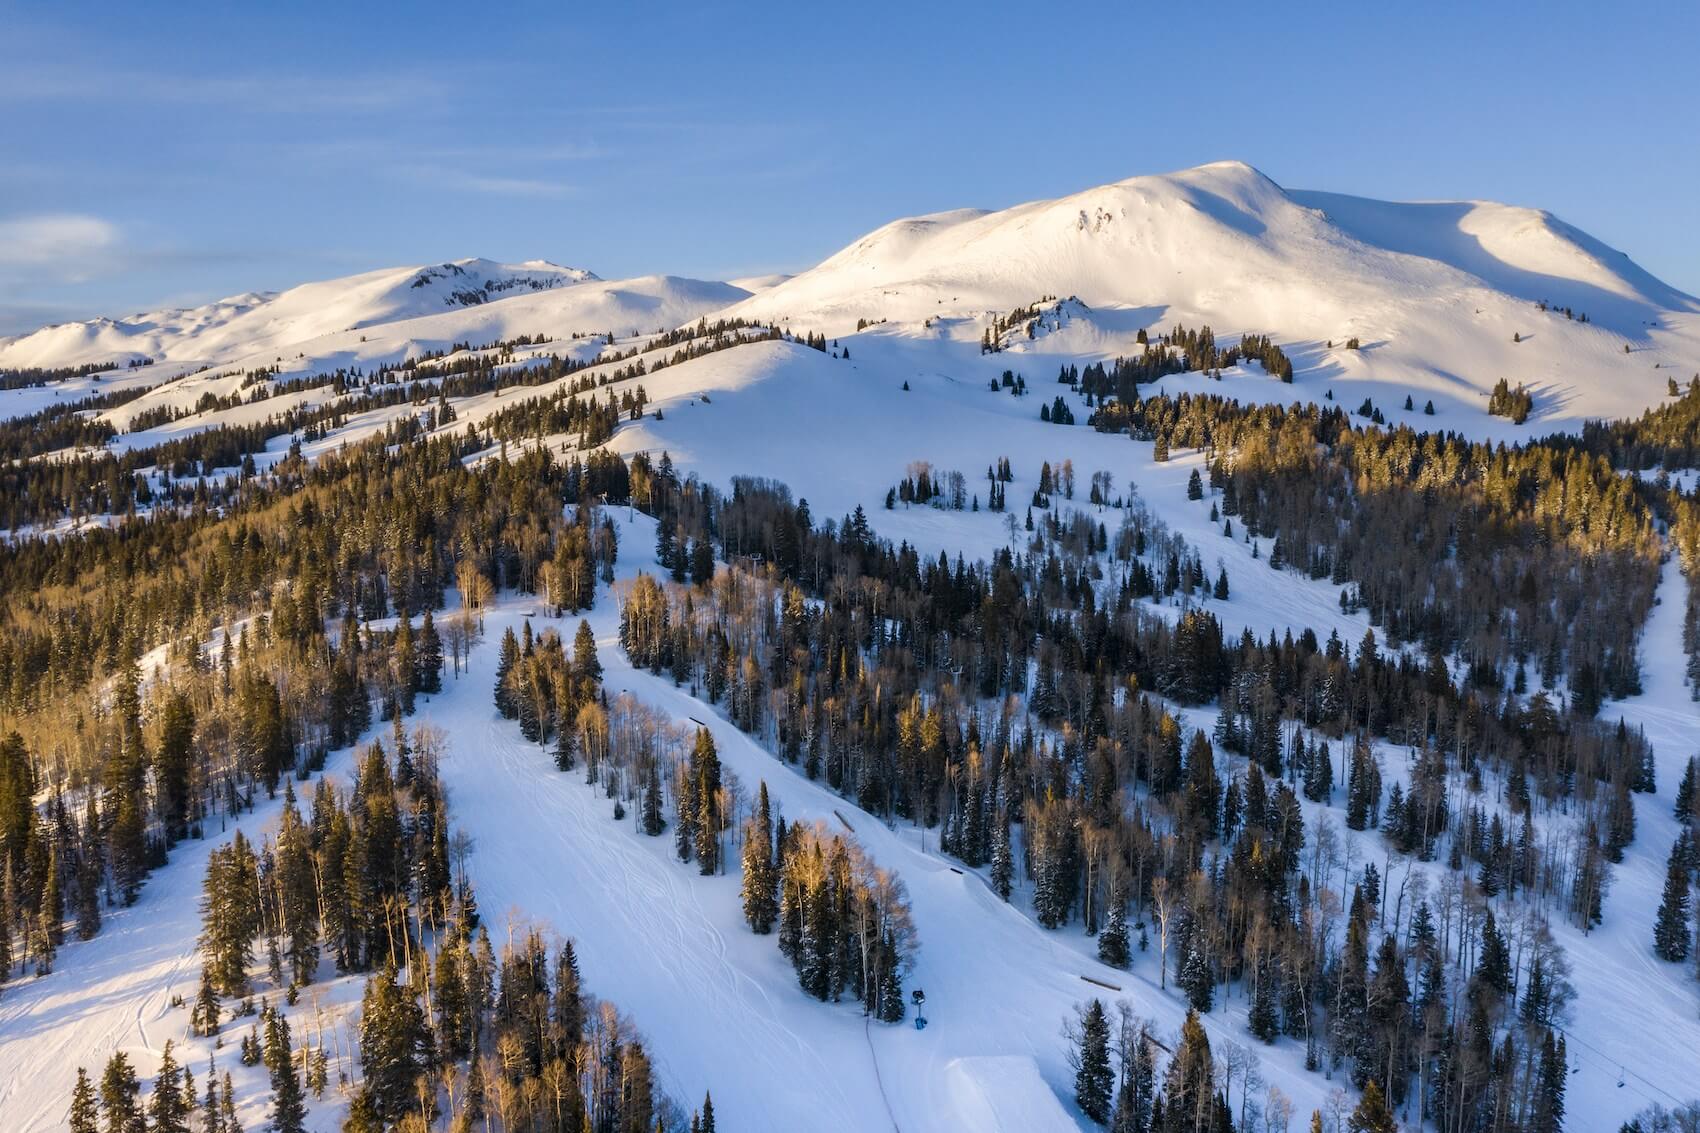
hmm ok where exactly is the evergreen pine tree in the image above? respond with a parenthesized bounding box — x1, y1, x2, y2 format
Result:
(1161, 1010, 1215, 1133)
(1074, 999, 1114, 1124)
(1473, 909, 1513, 1002)
(1248, 952, 1279, 1043)
(1520, 956, 1552, 1028)
(156, 690, 196, 843)
(149, 1040, 190, 1133)
(674, 767, 697, 865)
(1303, 737, 1333, 803)
(221, 1071, 241, 1133)
(108, 791, 147, 906)
(991, 811, 1013, 901)
(75, 802, 102, 941)
(192, 966, 222, 1036)
(640, 759, 665, 836)
(99, 1052, 141, 1133)
(741, 782, 778, 933)
(355, 965, 428, 1125)
(203, 1059, 223, 1133)
(264, 1011, 308, 1133)
(1654, 833, 1693, 961)
(200, 831, 261, 996)
(1346, 1080, 1396, 1133)
(1179, 931, 1214, 1012)
(876, 940, 906, 1023)
(416, 610, 443, 694)
(691, 728, 722, 875)
(1097, 880, 1131, 969)
(1530, 1031, 1566, 1133)
(494, 627, 520, 718)
(1111, 1027, 1155, 1133)
(574, 619, 602, 690)
(553, 941, 586, 1060)
(1345, 736, 1379, 830)
(433, 942, 472, 1063)
(68, 1067, 99, 1133)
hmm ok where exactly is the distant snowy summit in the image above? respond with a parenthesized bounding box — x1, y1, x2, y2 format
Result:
(403, 258, 600, 309)
(725, 159, 1695, 333)
(0, 257, 601, 371)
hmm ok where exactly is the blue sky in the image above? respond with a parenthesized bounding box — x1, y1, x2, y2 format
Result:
(2, 0, 1696, 334)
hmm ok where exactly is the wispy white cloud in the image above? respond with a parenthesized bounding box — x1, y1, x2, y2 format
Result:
(0, 213, 121, 274)
(449, 174, 576, 198)
(0, 64, 431, 114)
(399, 167, 577, 198)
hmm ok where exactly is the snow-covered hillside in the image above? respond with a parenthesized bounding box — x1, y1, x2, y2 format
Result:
(0, 259, 748, 398)
(0, 259, 594, 368)
(717, 161, 1700, 433)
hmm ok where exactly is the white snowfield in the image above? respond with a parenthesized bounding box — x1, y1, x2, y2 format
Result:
(3, 161, 1700, 1130)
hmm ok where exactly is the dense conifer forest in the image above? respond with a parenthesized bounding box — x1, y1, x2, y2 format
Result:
(4, 333, 1700, 1132)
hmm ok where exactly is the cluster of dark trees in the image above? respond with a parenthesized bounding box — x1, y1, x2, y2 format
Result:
(495, 617, 605, 759)
(1067, 1002, 1442, 1133)
(0, 605, 434, 986)
(1042, 395, 1079, 425)
(1488, 380, 1535, 425)
(1652, 756, 1700, 969)
(726, 766, 912, 1021)
(883, 461, 971, 510)
(979, 296, 1060, 352)
(1096, 391, 1661, 701)
(1575, 380, 1700, 470)
(616, 602, 920, 1022)
(0, 357, 151, 390)
(0, 387, 146, 458)
(1064, 326, 1295, 413)
(70, 1036, 283, 1133)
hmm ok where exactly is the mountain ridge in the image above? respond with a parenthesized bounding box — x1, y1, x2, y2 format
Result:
(4, 161, 1697, 436)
